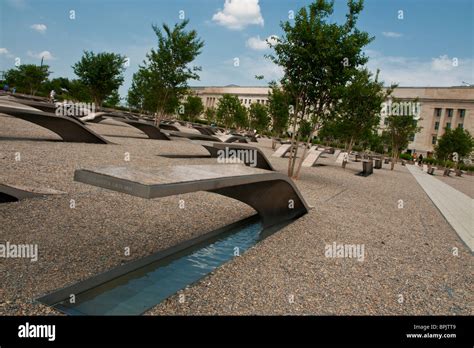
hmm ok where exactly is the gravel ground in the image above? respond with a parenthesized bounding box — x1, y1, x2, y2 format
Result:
(431, 169, 474, 198)
(0, 115, 472, 315)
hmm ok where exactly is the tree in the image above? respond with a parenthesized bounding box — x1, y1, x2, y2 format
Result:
(205, 107, 216, 123)
(267, 83, 290, 149)
(72, 51, 126, 107)
(4, 64, 50, 95)
(248, 102, 270, 133)
(216, 94, 247, 129)
(182, 95, 204, 121)
(435, 127, 474, 161)
(268, 0, 372, 178)
(383, 106, 421, 170)
(103, 89, 121, 108)
(329, 69, 392, 168)
(130, 20, 204, 124)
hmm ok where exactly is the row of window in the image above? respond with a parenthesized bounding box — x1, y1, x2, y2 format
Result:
(205, 96, 268, 106)
(239, 98, 268, 105)
(434, 108, 466, 118)
(434, 122, 463, 130)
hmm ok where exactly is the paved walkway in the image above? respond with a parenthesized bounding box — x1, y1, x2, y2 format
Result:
(407, 165, 473, 252)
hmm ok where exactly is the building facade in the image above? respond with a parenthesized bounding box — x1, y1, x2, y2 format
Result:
(193, 85, 474, 154)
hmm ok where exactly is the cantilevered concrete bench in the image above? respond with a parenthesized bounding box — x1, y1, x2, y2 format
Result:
(218, 135, 249, 143)
(199, 142, 275, 171)
(272, 144, 292, 158)
(116, 119, 170, 140)
(159, 122, 180, 132)
(168, 131, 222, 142)
(74, 164, 308, 227)
(0, 105, 110, 144)
(302, 148, 323, 167)
(192, 125, 215, 136)
(0, 95, 57, 113)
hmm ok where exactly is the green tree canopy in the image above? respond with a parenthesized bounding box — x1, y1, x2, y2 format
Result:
(216, 94, 247, 129)
(435, 127, 474, 161)
(182, 95, 204, 121)
(248, 102, 269, 133)
(4, 64, 50, 95)
(267, 83, 290, 136)
(72, 51, 126, 106)
(382, 104, 422, 169)
(129, 20, 204, 124)
(204, 107, 216, 123)
(267, 0, 373, 178)
(325, 69, 392, 166)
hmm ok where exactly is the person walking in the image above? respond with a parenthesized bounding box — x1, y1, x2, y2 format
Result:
(49, 89, 56, 103)
(418, 154, 423, 166)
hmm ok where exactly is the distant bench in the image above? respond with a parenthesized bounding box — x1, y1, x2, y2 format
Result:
(199, 142, 275, 171)
(0, 104, 109, 144)
(74, 164, 309, 227)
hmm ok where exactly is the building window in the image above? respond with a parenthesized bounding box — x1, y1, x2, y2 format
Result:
(434, 121, 439, 130)
(459, 109, 465, 118)
(409, 134, 415, 142)
(458, 123, 463, 129)
(446, 122, 451, 129)
(434, 108, 442, 117)
(447, 108, 453, 117)
(432, 136, 437, 145)
(383, 118, 388, 125)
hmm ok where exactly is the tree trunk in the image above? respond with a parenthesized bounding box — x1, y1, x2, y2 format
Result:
(390, 150, 398, 170)
(287, 107, 299, 177)
(293, 132, 313, 180)
(342, 137, 354, 169)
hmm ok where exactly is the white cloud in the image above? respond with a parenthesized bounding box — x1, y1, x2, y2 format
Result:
(382, 31, 402, 38)
(30, 24, 47, 33)
(27, 50, 56, 60)
(431, 54, 457, 71)
(0, 48, 14, 58)
(246, 35, 278, 50)
(212, 0, 264, 30)
(365, 51, 473, 86)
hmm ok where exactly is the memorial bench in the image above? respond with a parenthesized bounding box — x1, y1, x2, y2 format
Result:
(0, 104, 110, 144)
(199, 142, 275, 171)
(74, 164, 309, 228)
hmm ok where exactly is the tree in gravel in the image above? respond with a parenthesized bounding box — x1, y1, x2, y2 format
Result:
(331, 69, 393, 168)
(267, 82, 290, 149)
(73, 51, 126, 107)
(4, 64, 50, 95)
(435, 127, 474, 162)
(382, 106, 422, 170)
(216, 94, 247, 129)
(103, 89, 121, 108)
(248, 102, 270, 134)
(130, 20, 204, 124)
(267, 0, 373, 178)
(182, 94, 204, 122)
(205, 106, 216, 123)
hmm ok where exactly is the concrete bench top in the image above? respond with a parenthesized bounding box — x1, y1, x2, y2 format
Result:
(74, 164, 309, 227)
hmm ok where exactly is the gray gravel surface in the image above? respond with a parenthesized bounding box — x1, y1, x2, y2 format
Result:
(0, 116, 472, 315)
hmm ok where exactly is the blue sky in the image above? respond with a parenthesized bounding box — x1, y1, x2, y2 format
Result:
(1, 0, 473, 99)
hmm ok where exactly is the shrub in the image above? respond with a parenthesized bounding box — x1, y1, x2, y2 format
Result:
(399, 153, 412, 160)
